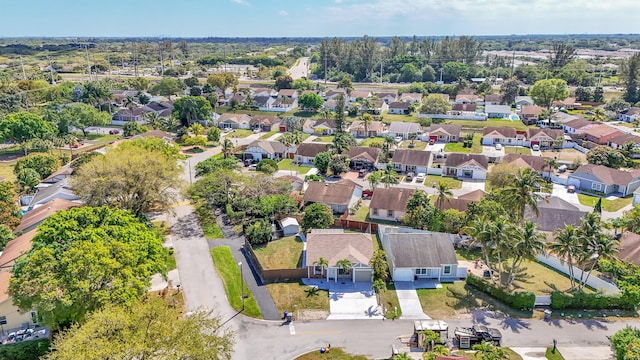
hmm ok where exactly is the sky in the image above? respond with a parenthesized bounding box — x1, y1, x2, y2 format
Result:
(0, 0, 638, 38)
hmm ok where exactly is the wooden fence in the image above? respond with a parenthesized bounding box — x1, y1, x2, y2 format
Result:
(243, 239, 307, 284)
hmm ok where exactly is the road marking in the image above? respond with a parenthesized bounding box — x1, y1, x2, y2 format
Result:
(289, 322, 296, 335)
(171, 201, 191, 207)
(295, 330, 343, 335)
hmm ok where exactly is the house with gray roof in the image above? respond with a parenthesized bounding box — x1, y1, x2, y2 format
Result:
(568, 164, 640, 196)
(485, 104, 512, 119)
(27, 178, 80, 210)
(387, 122, 423, 140)
(524, 196, 587, 232)
(243, 140, 287, 161)
(444, 154, 488, 180)
(392, 149, 433, 174)
(378, 226, 465, 283)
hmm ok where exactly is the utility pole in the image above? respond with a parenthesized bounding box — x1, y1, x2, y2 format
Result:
(133, 43, 138, 77)
(159, 42, 164, 77)
(380, 61, 383, 84)
(324, 47, 327, 85)
(597, 65, 603, 87)
(47, 56, 55, 84)
(85, 45, 92, 82)
(510, 50, 515, 78)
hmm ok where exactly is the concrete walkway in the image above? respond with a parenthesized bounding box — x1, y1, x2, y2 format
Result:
(511, 347, 548, 359)
(394, 282, 430, 320)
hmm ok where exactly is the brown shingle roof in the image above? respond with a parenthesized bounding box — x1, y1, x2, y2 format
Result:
(306, 230, 373, 265)
(618, 232, 640, 267)
(428, 124, 461, 137)
(296, 143, 329, 157)
(564, 118, 593, 130)
(524, 197, 587, 232)
(609, 133, 640, 145)
(389, 102, 410, 110)
(0, 271, 12, 303)
(502, 154, 550, 172)
(458, 189, 485, 201)
(484, 94, 501, 103)
(582, 124, 620, 138)
(0, 230, 36, 269)
(14, 199, 81, 233)
(249, 115, 279, 126)
(246, 140, 286, 154)
(482, 126, 517, 138)
(346, 146, 381, 162)
(392, 149, 432, 167)
(370, 187, 415, 212)
(520, 105, 543, 116)
(445, 153, 488, 170)
(303, 180, 360, 205)
(527, 128, 564, 140)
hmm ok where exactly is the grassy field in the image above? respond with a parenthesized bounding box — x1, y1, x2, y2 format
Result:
(210, 246, 262, 318)
(347, 206, 369, 222)
(0, 161, 16, 182)
(295, 347, 368, 360)
(313, 135, 334, 143)
(381, 112, 419, 124)
(444, 134, 482, 153)
(541, 149, 586, 163)
(278, 158, 312, 175)
(253, 236, 304, 269)
(399, 141, 427, 150)
(505, 146, 532, 155)
(165, 250, 177, 271)
(260, 129, 279, 139)
(446, 118, 533, 131)
(227, 129, 254, 138)
(266, 281, 330, 315)
(272, 132, 311, 143)
(577, 194, 632, 212)
(359, 137, 385, 147)
(424, 175, 463, 189)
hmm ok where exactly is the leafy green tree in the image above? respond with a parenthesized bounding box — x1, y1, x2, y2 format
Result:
(118, 137, 183, 160)
(182, 136, 207, 147)
(529, 78, 569, 109)
(256, 158, 279, 174)
(328, 154, 350, 176)
(0, 224, 15, 251)
(9, 206, 166, 329)
(442, 209, 465, 234)
(172, 96, 213, 127)
(369, 250, 389, 281)
(0, 112, 57, 148)
(305, 174, 324, 182)
(487, 162, 520, 189)
(611, 326, 640, 360)
(442, 61, 469, 82)
(149, 77, 183, 100)
(298, 93, 324, 111)
(0, 182, 21, 229)
(48, 297, 234, 360)
(337, 77, 353, 94)
(245, 219, 272, 245)
(605, 97, 631, 113)
(292, 78, 314, 90)
(420, 94, 451, 114)
(206, 73, 238, 98)
(313, 151, 331, 175)
(621, 53, 640, 105)
(301, 203, 334, 232)
(207, 127, 221, 142)
(129, 77, 150, 91)
(14, 153, 61, 182)
(71, 142, 182, 216)
(623, 205, 640, 233)
(122, 122, 148, 137)
(500, 78, 521, 105)
(275, 74, 294, 90)
(435, 181, 453, 210)
(196, 156, 240, 177)
(587, 146, 627, 169)
(58, 103, 111, 137)
(329, 132, 356, 155)
(402, 190, 441, 230)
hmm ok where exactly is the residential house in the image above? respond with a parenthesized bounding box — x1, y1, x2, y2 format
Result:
(299, 118, 316, 134)
(388, 102, 411, 114)
(278, 175, 305, 193)
(454, 94, 479, 105)
(270, 97, 298, 112)
(481, 127, 526, 146)
(443, 154, 488, 180)
(142, 101, 173, 118)
(451, 103, 477, 112)
(347, 146, 382, 170)
(249, 115, 280, 132)
(322, 99, 338, 111)
(310, 119, 337, 135)
(609, 133, 640, 155)
(553, 97, 577, 110)
(294, 143, 329, 166)
(387, 122, 423, 140)
(439, 189, 485, 212)
(379, 226, 464, 282)
(524, 197, 587, 232)
(485, 104, 511, 119)
(483, 94, 501, 106)
(366, 100, 388, 115)
(303, 179, 363, 214)
(519, 105, 543, 125)
(305, 229, 373, 283)
(243, 140, 287, 161)
(14, 198, 80, 233)
(568, 164, 640, 196)
(111, 107, 145, 125)
(27, 179, 80, 210)
(369, 187, 415, 222)
(349, 90, 371, 102)
(277, 89, 299, 100)
(502, 154, 550, 177)
(255, 95, 277, 110)
(617, 232, 640, 267)
(41, 166, 73, 185)
(392, 150, 433, 174)
(324, 89, 346, 101)
(526, 128, 564, 149)
(399, 93, 423, 105)
(253, 88, 278, 98)
(349, 121, 384, 138)
(426, 124, 461, 143)
(217, 113, 251, 130)
(377, 92, 398, 104)
(582, 124, 622, 145)
(515, 96, 535, 107)
(618, 107, 640, 123)
(563, 118, 596, 135)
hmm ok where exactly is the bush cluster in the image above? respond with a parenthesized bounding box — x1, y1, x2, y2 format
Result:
(466, 274, 535, 310)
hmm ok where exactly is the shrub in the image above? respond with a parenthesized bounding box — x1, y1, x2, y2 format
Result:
(550, 291, 636, 310)
(0, 339, 51, 360)
(466, 274, 535, 310)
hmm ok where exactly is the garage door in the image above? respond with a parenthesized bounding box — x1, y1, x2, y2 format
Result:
(354, 269, 372, 282)
(393, 268, 414, 282)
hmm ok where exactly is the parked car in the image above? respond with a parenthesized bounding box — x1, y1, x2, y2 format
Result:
(567, 184, 576, 193)
(109, 129, 120, 135)
(248, 164, 257, 171)
(358, 169, 366, 178)
(429, 138, 436, 145)
(224, 127, 233, 133)
(495, 143, 503, 150)
(415, 173, 425, 183)
(406, 172, 414, 182)
(253, 128, 260, 133)
(395, 136, 403, 143)
(532, 144, 540, 151)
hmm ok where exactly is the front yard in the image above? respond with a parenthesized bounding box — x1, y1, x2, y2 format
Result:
(313, 135, 335, 143)
(227, 129, 253, 138)
(399, 140, 427, 150)
(260, 129, 279, 139)
(424, 175, 463, 189)
(253, 236, 304, 269)
(577, 194, 632, 212)
(265, 281, 330, 318)
(443, 133, 482, 154)
(210, 246, 262, 318)
(278, 158, 312, 175)
(359, 137, 385, 147)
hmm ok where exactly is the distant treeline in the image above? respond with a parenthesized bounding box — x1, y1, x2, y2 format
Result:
(198, 55, 285, 67)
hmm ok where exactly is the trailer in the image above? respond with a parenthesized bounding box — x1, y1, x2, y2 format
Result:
(413, 320, 449, 348)
(454, 324, 502, 349)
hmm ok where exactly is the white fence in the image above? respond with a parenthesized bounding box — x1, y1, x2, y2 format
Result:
(427, 168, 443, 176)
(564, 142, 589, 154)
(418, 113, 487, 121)
(536, 253, 620, 294)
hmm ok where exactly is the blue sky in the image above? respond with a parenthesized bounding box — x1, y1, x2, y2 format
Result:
(0, 0, 638, 37)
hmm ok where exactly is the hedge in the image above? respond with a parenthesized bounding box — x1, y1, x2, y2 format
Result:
(550, 290, 636, 310)
(466, 274, 535, 310)
(0, 339, 51, 360)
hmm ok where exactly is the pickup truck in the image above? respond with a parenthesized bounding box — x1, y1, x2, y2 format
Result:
(454, 325, 502, 348)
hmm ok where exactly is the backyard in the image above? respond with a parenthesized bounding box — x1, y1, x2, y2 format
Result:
(347, 206, 369, 222)
(577, 194, 632, 212)
(278, 158, 312, 175)
(423, 174, 463, 189)
(443, 133, 482, 153)
(253, 236, 304, 269)
(445, 118, 533, 131)
(541, 148, 587, 163)
(359, 137, 385, 147)
(504, 146, 532, 155)
(210, 246, 262, 318)
(399, 140, 427, 150)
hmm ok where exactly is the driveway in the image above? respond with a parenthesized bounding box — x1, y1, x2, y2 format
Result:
(394, 282, 430, 320)
(325, 282, 383, 320)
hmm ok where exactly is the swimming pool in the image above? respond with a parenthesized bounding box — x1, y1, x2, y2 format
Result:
(509, 114, 520, 121)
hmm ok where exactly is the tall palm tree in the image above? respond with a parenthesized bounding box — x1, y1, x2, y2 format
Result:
(360, 112, 373, 138)
(435, 181, 453, 210)
(380, 165, 399, 188)
(143, 111, 162, 130)
(408, 132, 418, 147)
(582, 233, 619, 287)
(505, 221, 546, 289)
(500, 167, 544, 222)
(464, 216, 494, 277)
(316, 257, 328, 277)
(123, 95, 137, 118)
(592, 108, 606, 122)
(368, 171, 382, 190)
(550, 224, 580, 289)
(487, 216, 513, 286)
(222, 138, 234, 158)
(382, 135, 396, 158)
(336, 259, 352, 279)
(543, 157, 559, 179)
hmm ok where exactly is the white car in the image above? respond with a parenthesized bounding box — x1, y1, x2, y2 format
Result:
(495, 143, 503, 150)
(532, 144, 540, 151)
(416, 173, 426, 183)
(395, 136, 403, 143)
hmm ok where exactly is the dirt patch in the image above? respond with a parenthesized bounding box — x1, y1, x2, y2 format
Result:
(297, 309, 329, 320)
(0, 153, 22, 162)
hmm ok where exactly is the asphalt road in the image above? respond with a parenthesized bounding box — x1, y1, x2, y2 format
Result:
(288, 57, 309, 80)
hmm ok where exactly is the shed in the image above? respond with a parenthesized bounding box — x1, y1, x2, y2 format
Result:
(278, 217, 299, 237)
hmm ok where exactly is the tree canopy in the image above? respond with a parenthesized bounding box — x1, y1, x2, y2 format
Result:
(58, 103, 111, 136)
(298, 93, 324, 111)
(529, 78, 569, 109)
(0, 112, 57, 144)
(420, 94, 451, 114)
(206, 73, 238, 98)
(148, 77, 183, 99)
(587, 146, 627, 169)
(172, 96, 213, 127)
(301, 203, 333, 232)
(9, 206, 167, 329)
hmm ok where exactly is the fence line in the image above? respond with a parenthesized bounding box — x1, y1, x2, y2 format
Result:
(536, 253, 620, 294)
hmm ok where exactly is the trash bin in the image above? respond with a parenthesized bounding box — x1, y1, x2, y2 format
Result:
(286, 313, 293, 322)
(544, 310, 552, 320)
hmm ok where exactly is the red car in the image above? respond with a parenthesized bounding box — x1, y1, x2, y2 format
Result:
(109, 129, 120, 135)
(429, 138, 436, 145)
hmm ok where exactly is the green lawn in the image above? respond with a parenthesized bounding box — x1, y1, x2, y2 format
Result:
(379, 283, 402, 320)
(444, 134, 482, 153)
(165, 249, 177, 271)
(455, 348, 523, 360)
(266, 281, 330, 315)
(445, 118, 533, 131)
(260, 129, 279, 140)
(505, 146, 532, 155)
(253, 236, 304, 269)
(278, 158, 312, 175)
(546, 347, 565, 360)
(381, 112, 419, 123)
(295, 347, 368, 360)
(273, 133, 311, 143)
(193, 201, 223, 239)
(85, 134, 121, 144)
(313, 135, 334, 143)
(399, 141, 427, 150)
(210, 246, 262, 318)
(577, 194, 633, 212)
(424, 175, 463, 189)
(359, 137, 385, 147)
(347, 206, 369, 222)
(227, 129, 253, 138)
(0, 161, 16, 182)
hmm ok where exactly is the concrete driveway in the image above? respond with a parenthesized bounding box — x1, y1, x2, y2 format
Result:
(394, 282, 430, 320)
(326, 282, 383, 320)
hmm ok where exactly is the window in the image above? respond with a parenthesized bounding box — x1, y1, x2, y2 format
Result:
(443, 266, 451, 274)
(387, 210, 394, 218)
(338, 268, 350, 275)
(30, 311, 38, 324)
(314, 265, 323, 275)
(591, 182, 602, 191)
(372, 208, 378, 216)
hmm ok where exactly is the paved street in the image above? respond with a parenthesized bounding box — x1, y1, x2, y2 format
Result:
(288, 57, 309, 79)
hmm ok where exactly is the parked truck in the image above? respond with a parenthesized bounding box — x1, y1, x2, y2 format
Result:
(454, 324, 502, 349)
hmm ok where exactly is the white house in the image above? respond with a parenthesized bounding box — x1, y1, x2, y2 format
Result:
(243, 140, 287, 161)
(485, 104, 511, 119)
(443, 153, 488, 180)
(306, 229, 374, 283)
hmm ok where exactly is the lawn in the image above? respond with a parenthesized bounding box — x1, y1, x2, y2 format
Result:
(399, 141, 427, 150)
(381, 112, 419, 124)
(444, 134, 482, 153)
(505, 146, 532, 155)
(541, 149, 586, 163)
(260, 129, 279, 140)
(253, 236, 304, 269)
(165, 249, 177, 271)
(278, 158, 312, 175)
(359, 137, 385, 147)
(0, 161, 17, 182)
(85, 134, 121, 144)
(313, 135, 334, 143)
(210, 246, 262, 318)
(577, 194, 632, 212)
(193, 201, 224, 239)
(227, 129, 253, 138)
(266, 281, 330, 315)
(424, 175, 463, 189)
(347, 206, 369, 222)
(454, 348, 523, 360)
(379, 283, 402, 319)
(446, 118, 533, 131)
(295, 347, 368, 360)
(273, 133, 311, 143)
(546, 347, 565, 360)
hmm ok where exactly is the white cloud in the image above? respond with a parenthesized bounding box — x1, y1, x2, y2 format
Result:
(230, 0, 249, 6)
(278, 10, 289, 17)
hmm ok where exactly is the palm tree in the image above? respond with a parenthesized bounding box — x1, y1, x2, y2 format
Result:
(408, 132, 418, 147)
(360, 112, 373, 138)
(316, 257, 328, 277)
(487, 216, 513, 286)
(550, 224, 580, 289)
(123, 95, 136, 117)
(382, 135, 396, 156)
(543, 157, 559, 179)
(372, 279, 385, 305)
(500, 167, 544, 222)
(592, 108, 606, 122)
(435, 181, 453, 210)
(393, 353, 412, 360)
(222, 138, 234, 158)
(336, 259, 352, 279)
(505, 221, 546, 289)
(144, 112, 162, 130)
(464, 216, 494, 277)
(582, 233, 619, 287)
(380, 165, 399, 188)
(368, 171, 382, 190)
